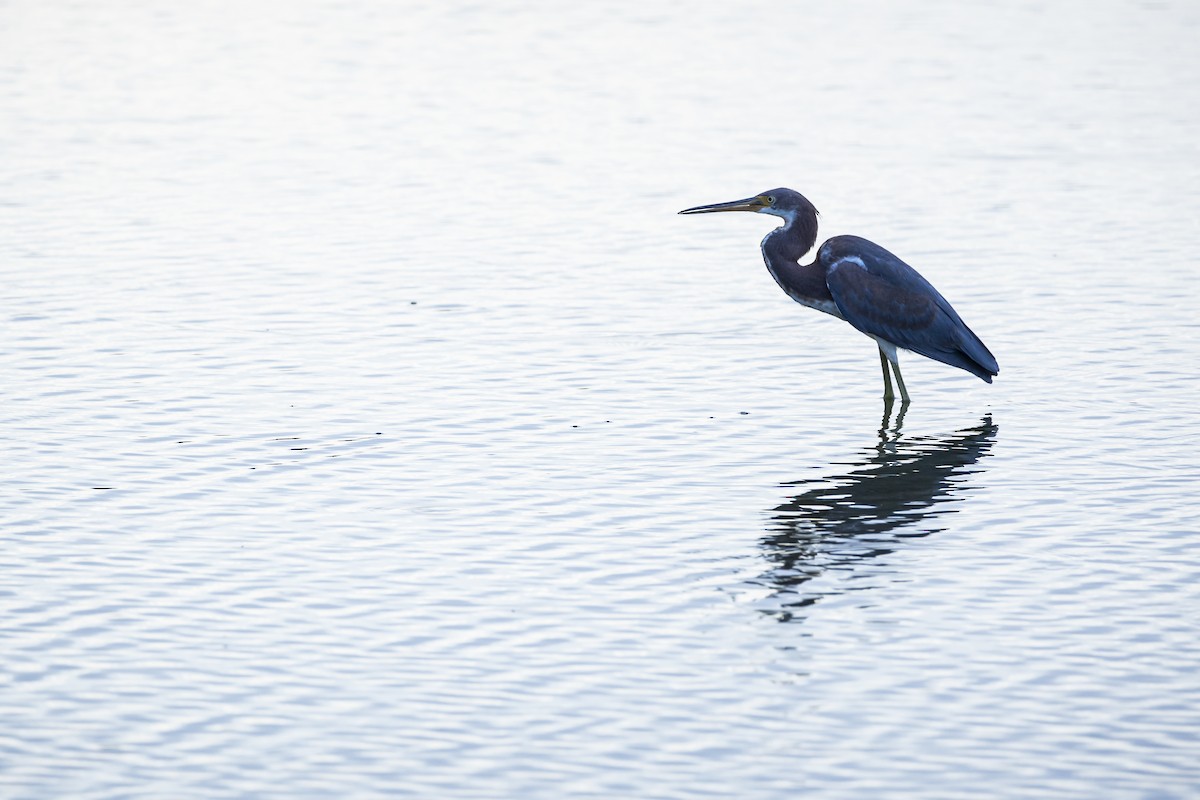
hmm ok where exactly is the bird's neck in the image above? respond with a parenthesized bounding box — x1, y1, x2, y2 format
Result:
(760, 219, 840, 317)
(763, 213, 818, 263)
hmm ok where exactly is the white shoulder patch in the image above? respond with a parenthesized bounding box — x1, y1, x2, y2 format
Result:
(827, 254, 866, 273)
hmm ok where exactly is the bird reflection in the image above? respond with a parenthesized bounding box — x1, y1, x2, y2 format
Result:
(753, 406, 997, 622)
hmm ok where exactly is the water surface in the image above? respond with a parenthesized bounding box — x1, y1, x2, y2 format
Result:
(3, 1, 1199, 797)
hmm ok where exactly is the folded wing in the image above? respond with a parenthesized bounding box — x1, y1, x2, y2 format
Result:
(821, 235, 999, 382)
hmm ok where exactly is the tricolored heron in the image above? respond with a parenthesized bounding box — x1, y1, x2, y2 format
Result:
(679, 188, 998, 402)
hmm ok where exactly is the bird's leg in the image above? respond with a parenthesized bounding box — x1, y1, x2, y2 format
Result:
(878, 346, 895, 401)
(891, 358, 911, 403)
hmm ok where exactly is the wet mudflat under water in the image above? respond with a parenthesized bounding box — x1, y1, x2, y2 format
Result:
(3, 1, 1199, 797)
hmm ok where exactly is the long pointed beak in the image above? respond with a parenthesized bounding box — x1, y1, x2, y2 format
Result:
(678, 195, 766, 215)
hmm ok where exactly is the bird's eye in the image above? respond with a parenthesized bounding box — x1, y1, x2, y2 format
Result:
(767, 196, 776, 205)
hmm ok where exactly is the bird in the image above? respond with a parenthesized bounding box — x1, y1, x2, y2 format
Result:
(679, 188, 998, 402)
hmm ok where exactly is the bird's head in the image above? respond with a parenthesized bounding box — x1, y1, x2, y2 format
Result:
(678, 187, 817, 225)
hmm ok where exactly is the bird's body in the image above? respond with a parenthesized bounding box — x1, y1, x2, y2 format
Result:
(679, 188, 998, 401)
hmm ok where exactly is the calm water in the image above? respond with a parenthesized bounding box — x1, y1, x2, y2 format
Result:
(3, 1, 1200, 797)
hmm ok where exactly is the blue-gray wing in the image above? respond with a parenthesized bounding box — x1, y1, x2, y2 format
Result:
(821, 235, 998, 382)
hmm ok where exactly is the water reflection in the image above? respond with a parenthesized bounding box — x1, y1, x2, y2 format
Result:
(754, 407, 998, 622)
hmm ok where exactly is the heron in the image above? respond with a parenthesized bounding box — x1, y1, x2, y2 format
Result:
(679, 188, 998, 402)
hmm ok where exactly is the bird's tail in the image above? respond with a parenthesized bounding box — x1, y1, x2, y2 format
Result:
(955, 327, 999, 383)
